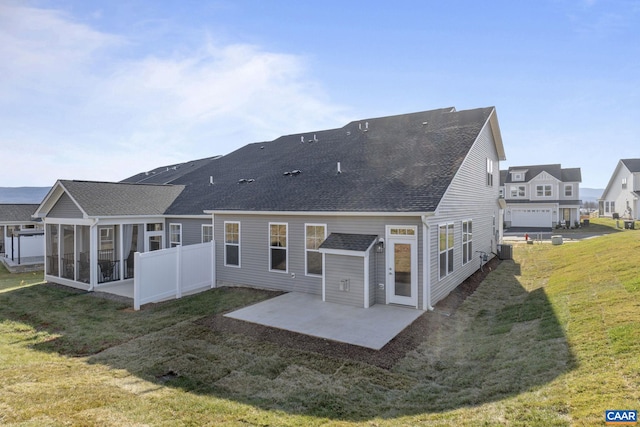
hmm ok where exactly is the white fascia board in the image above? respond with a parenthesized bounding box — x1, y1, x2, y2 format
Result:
(204, 210, 436, 217)
(318, 248, 366, 257)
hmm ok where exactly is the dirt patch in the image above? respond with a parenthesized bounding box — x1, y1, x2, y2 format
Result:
(199, 257, 501, 369)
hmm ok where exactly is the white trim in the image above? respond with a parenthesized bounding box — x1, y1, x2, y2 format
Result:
(318, 248, 368, 257)
(201, 224, 213, 243)
(385, 225, 418, 307)
(205, 210, 436, 217)
(363, 251, 370, 309)
(438, 222, 454, 280)
(223, 221, 241, 268)
(304, 223, 326, 277)
(268, 222, 288, 273)
(169, 223, 182, 248)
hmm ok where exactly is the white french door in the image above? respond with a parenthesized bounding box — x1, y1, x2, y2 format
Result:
(386, 226, 418, 307)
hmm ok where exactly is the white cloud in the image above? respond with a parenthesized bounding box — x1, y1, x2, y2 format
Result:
(0, 3, 348, 186)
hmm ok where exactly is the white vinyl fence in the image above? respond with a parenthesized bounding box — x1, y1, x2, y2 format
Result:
(133, 241, 215, 310)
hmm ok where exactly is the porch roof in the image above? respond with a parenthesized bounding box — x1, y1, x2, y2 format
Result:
(46, 180, 185, 217)
(319, 233, 378, 252)
(0, 204, 39, 223)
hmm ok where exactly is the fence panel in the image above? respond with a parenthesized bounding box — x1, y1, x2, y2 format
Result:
(134, 241, 215, 310)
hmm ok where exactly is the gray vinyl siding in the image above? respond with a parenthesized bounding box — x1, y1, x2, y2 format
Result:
(428, 121, 501, 305)
(213, 213, 422, 302)
(165, 217, 210, 246)
(324, 254, 365, 307)
(368, 253, 376, 307)
(49, 193, 83, 218)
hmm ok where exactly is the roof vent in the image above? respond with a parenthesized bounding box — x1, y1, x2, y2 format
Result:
(422, 121, 428, 126)
(291, 169, 302, 175)
(313, 134, 317, 142)
(209, 176, 214, 185)
(337, 162, 342, 174)
(283, 171, 291, 176)
(300, 136, 304, 143)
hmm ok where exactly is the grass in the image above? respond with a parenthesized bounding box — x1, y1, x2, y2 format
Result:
(0, 225, 639, 426)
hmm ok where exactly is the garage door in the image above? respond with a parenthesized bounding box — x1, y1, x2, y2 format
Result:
(511, 208, 552, 228)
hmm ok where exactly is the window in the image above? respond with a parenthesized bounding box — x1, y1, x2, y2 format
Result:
(99, 227, 114, 251)
(305, 224, 326, 276)
(565, 185, 573, 197)
(622, 178, 628, 189)
(462, 220, 473, 265)
(269, 223, 287, 272)
(224, 222, 240, 267)
(439, 223, 454, 279)
(486, 158, 494, 186)
(169, 223, 182, 247)
(536, 185, 552, 197)
(202, 224, 213, 243)
(510, 185, 525, 198)
(147, 223, 163, 232)
(390, 227, 416, 235)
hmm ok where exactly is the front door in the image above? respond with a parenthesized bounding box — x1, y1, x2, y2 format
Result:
(386, 226, 418, 307)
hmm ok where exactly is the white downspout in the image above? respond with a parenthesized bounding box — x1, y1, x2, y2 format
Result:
(89, 218, 98, 291)
(422, 215, 434, 311)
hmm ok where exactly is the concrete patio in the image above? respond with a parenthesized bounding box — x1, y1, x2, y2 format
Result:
(224, 292, 425, 350)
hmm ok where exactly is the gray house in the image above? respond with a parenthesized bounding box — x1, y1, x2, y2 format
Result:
(35, 106, 506, 311)
(500, 164, 582, 229)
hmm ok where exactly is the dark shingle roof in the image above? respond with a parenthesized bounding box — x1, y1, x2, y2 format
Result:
(502, 164, 581, 184)
(166, 107, 496, 214)
(59, 180, 184, 216)
(319, 233, 378, 252)
(120, 156, 220, 184)
(621, 159, 640, 173)
(0, 204, 39, 223)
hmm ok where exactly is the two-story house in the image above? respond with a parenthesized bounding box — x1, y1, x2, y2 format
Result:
(599, 159, 640, 220)
(500, 164, 582, 229)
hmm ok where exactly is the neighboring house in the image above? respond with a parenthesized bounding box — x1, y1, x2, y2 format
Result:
(0, 204, 44, 262)
(599, 159, 640, 220)
(35, 106, 506, 311)
(500, 164, 582, 229)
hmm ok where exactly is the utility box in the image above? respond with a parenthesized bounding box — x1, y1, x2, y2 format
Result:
(552, 235, 563, 245)
(498, 244, 512, 260)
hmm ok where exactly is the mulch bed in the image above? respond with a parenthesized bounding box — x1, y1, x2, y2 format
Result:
(198, 257, 501, 369)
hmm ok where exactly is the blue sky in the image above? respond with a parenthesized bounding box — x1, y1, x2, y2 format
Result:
(1, 0, 638, 188)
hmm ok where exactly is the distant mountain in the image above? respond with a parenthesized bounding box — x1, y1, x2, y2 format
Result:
(580, 188, 604, 204)
(0, 187, 50, 204)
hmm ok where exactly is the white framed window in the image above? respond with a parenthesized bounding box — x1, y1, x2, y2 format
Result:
(510, 185, 525, 198)
(269, 223, 287, 272)
(565, 185, 573, 197)
(169, 223, 182, 247)
(305, 224, 326, 276)
(224, 222, 240, 267)
(99, 226, 114, 251)
(439, 223, 454, 279)
(486, 158, 494, 186)
(622, 178, 628, 189)
(536, 185, 552, 197)
(202, 224, 213, 243)
(462, 220, 473, 265)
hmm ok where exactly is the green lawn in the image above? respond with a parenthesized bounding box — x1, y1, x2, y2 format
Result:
(1, 225, 639, 426)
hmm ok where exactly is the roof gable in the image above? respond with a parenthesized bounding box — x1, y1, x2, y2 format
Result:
(621, 158, 640, 173)
(501, 164, 581, 184)
(36, 180, 185, 218)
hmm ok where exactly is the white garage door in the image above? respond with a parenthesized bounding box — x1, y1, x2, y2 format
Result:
(511, 208, 552, 228)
